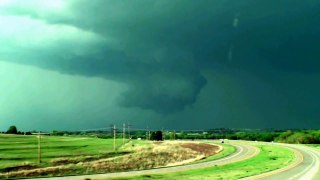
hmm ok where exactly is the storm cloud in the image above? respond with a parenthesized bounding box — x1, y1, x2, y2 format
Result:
(0, 0, 210, 113)
(0, 0, 319, 130)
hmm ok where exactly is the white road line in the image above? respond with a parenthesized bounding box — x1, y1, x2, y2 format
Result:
(288, 145, 319, 180)
(299, 148, 320, 180)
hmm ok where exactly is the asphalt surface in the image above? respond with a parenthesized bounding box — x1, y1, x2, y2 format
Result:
(256, 144, 320, 180)
(32, 141, 258, 180)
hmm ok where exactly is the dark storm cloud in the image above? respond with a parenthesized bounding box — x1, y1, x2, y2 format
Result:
(67, 0, 320, 74)
(4, 43, 206, 114)
(1, 0, 320, 119)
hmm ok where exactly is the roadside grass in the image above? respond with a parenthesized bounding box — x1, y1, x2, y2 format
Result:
(0, 134, 126, 170)
(112, 144, 295, 180)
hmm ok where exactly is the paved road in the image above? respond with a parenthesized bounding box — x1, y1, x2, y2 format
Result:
(33, 141, 258, 180)
(247, 143, 320, 180)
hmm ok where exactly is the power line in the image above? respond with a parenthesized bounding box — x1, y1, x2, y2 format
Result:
(71, 126, 229, 135)
(78, 127, 110, 132)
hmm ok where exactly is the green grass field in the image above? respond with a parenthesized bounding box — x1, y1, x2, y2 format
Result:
(2, 135, 294, 180)
(113, 144, 295, 180)
(0, 134, 125, 170)
(1, 135, 234, 178)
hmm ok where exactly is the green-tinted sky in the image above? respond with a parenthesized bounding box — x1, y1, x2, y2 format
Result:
(0, 0, 319, 131)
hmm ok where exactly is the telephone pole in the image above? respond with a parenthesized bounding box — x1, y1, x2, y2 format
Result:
(122, 123, 126, 145)
(162, 128, 164, 141)
(113, 125, 116, 151)
(146, 126, 151, 140)
(110, 124, 114, 137)
(146, 126, 149, 140)
(127, 123, 131, 140)
(37, 131, 41, 164)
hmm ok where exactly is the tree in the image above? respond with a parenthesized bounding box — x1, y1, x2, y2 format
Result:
(150, 131, 163, 141)
(51, 130, 64, 136)
(6, 126, 18, 134)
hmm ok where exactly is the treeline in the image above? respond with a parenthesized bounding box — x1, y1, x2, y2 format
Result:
(274, 130, 320, 144)
(223, 129, 320, 144)
(47, 129, 320, 144)
(3, 125, 320, 144)
(166, 129, 320, 144)
(1, 126, 32, 135)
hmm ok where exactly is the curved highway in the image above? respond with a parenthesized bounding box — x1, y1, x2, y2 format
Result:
(34, 141, 258, 180)
(245, 143, 320, 180)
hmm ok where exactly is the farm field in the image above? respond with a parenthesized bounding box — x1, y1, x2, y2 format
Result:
(0, 134, 126, 172)
(0, 135, 223, 179)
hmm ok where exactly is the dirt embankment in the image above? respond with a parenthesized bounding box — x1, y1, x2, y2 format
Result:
(1, 141, 221, 178)
(180, 142, 222, 156)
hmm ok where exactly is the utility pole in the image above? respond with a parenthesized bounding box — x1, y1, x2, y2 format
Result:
(113, 125, 116, 151)
(173, 130, 176, 140)
(146, 126, 149, 140)
(122, 123, 125, 145)
(162, 128, 164, 141)
(37, 131, 41, 164)
(127, 123, 131, 140)
(110, 124, 114, 137)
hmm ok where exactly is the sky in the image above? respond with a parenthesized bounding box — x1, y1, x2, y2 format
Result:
(0, 0, 319, 131)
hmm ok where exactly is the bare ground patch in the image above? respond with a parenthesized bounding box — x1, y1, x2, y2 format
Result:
(180, 142, 222, 156)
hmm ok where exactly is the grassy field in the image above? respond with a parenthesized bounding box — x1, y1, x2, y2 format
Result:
(113, 144, 295, 180)
(1, 135, 295, 180)
(1, 135, 227, 178)
(0, 134, 125, 171)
